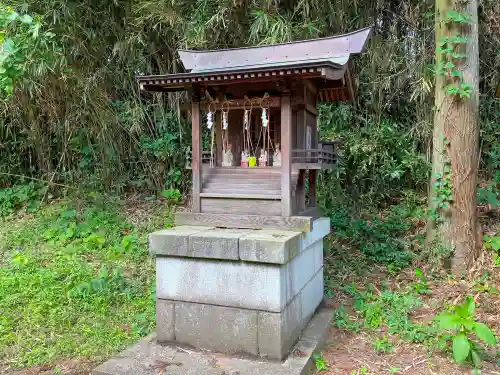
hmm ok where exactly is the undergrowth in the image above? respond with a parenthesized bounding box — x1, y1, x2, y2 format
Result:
(0, 183, 46, 217)
(324, 198, 425, 269)
(0, 193, 166, 368)
(325, 219, 500, 373)
(335, 283, 438, 345)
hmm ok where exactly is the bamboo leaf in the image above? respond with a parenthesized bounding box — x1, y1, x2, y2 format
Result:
(19, 14, 33, 24)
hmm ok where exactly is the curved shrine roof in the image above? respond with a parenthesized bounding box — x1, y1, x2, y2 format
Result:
(138, 26, 372, 93)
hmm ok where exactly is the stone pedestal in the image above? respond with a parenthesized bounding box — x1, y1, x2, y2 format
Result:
(149, 218, 330, 360)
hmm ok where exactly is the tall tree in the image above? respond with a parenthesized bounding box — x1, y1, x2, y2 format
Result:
(427, 0, 481, 271)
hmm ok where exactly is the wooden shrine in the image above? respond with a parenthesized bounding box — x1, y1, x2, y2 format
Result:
(138, 27, 372, 232)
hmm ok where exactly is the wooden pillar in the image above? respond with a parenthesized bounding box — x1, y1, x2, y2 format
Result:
(297, 169, 306, 213)
(296, 106, 306, 213)
(281, 94, 292, 216)
(308, 170, 317, 208)
(191, 99, 201, 213)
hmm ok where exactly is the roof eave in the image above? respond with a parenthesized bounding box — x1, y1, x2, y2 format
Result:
(137, 60, 348, 92)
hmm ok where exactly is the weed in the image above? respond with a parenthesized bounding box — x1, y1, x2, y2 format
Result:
(412, 268, 432, 295)
(341, 284, 437, 345)
(473, 272, 499, 295)
(435, 296, 497, 368)
(131, 313, 153, 337)
(485, 235, 500, 268)
(485, 235, 500, 251)
(387, 368, 402, 375)
(0, 183, 46, 217)
(312, 352, 329, 372)
(332, 306, 362, 332)
(67, 267, 127, 298)
(160, 188, 182, 203)
(350, 368, 374, 375)
(0, 196, 157, 367)
(373, 336, 393, 354)
(326, 203, 418, 268)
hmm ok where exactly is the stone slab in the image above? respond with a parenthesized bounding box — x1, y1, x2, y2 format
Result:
(286, 240, 323, 298)
(92, 308, 334, 375)
(257, 293, 302, 360)
(298, 217, 330, 252)
(300, 268, 324, 329)
(156, 300, 175, 341)
(150, 217, 329, 263)
(156, 238, 323, 312)
(156, 256, 287, 312)
(149, 226, 214, 256)
(156, 264, 324, 359)
(174, 302, 258, 356)
(239, 230, 301, 264)
(189, 228, 251, 260)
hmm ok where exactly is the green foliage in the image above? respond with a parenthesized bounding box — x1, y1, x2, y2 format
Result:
(342, 284, 436, 344)
(0, 183, 46, 216)
(0, 196, 156, 367)
(373, 336, 393, 354)
(412, 268, 432, 295)
(436, 296, 497, 367)
(477, 181, 500, 209)
(160, 188, 182, 203)
(67, 267, 127, 299)
(484, 235, 500, 267)
(318, 103, 429, 204)
(333, 306, 362, 332)
(436, 5, 475, 99)
(484, 236, 500, 252)
(137, 111, 191, 191)
(444, 10, 473, 24)
(480, 99, 500, 176)
(312, 352, 329, 372)
(327, 202, 418, 268)
(0, 5, 60, 96)
(0, 0, 496, 205)
(429, 160, 453, 223)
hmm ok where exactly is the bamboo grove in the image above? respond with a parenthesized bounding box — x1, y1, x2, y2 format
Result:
(0, 0, 499, 202)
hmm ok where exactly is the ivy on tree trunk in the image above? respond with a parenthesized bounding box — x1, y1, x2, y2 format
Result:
(427, 0, 481, 271)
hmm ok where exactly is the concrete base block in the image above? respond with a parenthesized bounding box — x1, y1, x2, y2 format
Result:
(156, 300, 174, 341)
(301, 268, 324, 327)
(149, 226, 214, 256)
(174, 302, 258, 356)
(189, 228, 251, 260)
(258, 294, 302, 359)
(239, 230, 301, 264)
(93, 308, 334, 375)
(150, 218, 330, 361)
(156, 256, 287, 312)
(156, 240, 324, 313)
(299, 217, 330, 251)
(156, 267, 324, 360)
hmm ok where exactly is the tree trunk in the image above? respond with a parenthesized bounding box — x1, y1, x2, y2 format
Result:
(427, 0, 481, 272)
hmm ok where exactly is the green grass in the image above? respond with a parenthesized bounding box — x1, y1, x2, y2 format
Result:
(0, 194, 166, 368)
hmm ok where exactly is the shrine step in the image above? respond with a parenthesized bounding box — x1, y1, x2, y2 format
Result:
(200, 192, 281, 200)
(203, 182, 282, 189)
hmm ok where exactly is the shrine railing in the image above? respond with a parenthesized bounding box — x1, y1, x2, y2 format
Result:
(202, 151, 212, 164)
(292, 141, 339, 170)
(190, 142, 340, 169)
